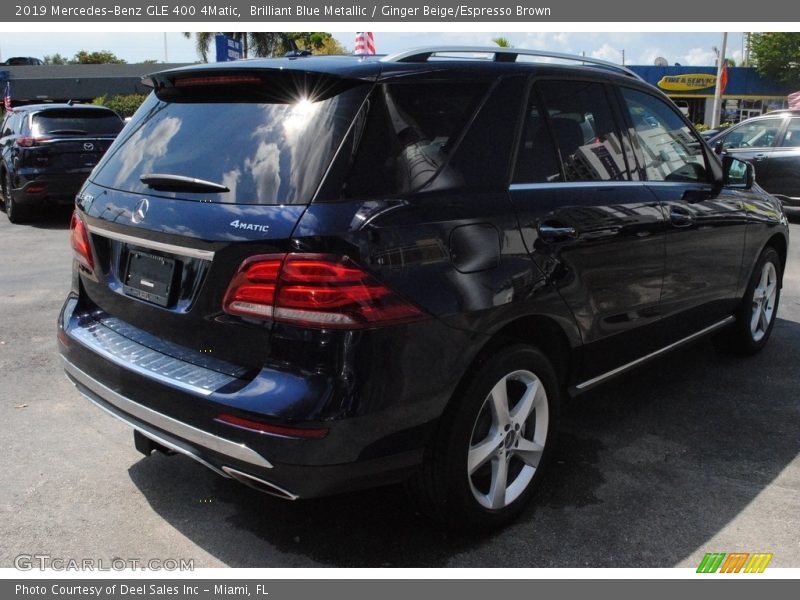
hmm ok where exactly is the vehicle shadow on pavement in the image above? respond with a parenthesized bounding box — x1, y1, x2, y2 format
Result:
(8, 207, 73, 230)
(127, 317, 800, 567)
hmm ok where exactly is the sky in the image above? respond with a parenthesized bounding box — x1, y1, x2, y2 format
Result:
(0, 31, 748, 66)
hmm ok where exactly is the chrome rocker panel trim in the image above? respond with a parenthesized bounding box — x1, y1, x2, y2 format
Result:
(572, 316, 736, 393)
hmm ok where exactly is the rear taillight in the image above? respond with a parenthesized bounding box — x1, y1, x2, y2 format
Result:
(223, 253, 427, 329)
(16, 136, 50, 147)
(70, 212, 94, 272)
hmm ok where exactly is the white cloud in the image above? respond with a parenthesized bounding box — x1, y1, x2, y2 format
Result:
(682, 47, 717, 66)
(591, 43, 624, 63)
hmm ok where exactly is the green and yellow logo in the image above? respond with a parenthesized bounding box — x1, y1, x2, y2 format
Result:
(697, 552, 773, 573)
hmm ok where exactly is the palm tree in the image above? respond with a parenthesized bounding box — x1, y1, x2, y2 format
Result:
(183, 33, 344, 61)
(492, 37, 512, 48)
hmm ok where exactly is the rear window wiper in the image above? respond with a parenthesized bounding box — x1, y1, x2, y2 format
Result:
(140, 173, 230, 193)
(47, 129, 88, 135)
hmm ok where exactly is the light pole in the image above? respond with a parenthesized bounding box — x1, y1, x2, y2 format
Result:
(711, 32, 728, 129)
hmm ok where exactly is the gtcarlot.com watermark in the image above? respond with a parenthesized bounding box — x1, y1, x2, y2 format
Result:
(14, 554, 194, 571)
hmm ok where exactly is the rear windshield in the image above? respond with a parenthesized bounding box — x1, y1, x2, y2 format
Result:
(32, 110, 124, 136)
(91, 75, 369, 205)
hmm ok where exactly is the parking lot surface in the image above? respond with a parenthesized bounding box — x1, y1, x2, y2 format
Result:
(1, 209, 798, 568)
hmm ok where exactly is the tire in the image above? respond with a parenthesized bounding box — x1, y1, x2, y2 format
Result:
(407, 344, 560, 530)
(3, 171, 25, 224)
(717, 247, 782, 355)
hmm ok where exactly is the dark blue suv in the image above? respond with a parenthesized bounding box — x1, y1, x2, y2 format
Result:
(58, 47, 789, 529)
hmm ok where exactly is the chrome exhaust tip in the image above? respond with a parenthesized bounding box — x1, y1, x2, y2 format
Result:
(222, 466, 299, 501)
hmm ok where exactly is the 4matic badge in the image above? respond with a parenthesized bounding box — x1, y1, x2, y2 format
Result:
(229, 220, 270, 233)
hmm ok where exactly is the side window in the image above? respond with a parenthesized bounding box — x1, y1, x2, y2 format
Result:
(512, 92, 562, 183)
(720, 118, 783, 150)
(621, 88, 708, 183)
(780, 119, 800, 148)
(537, 80, 630, 182)
(342, 81, 489, 198)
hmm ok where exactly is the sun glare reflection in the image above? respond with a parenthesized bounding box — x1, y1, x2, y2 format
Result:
(283, 98, 319, 135)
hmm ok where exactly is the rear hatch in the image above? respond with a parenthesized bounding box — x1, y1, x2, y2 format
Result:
(19, 108, 123, 171)
(76, 66, 375, 371)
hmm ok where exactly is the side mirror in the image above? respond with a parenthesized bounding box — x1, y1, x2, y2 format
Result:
(714, 140, 724, 155)
(723, 155, 754, 190)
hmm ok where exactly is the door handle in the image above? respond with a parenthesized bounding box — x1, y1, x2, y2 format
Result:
(537, 223, 578, 241)
(753, 153, 767, 162)
(669, 209, 694, 227)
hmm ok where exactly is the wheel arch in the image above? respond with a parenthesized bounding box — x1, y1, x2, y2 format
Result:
(448, 314, 576, 413)
(764, 232, 788, 280)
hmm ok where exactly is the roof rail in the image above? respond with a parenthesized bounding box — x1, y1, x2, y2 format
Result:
(381, 46, 643, 81)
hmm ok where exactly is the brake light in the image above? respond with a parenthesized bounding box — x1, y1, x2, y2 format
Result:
(16, 136, 50, 147)
(215, 413, 328, 439)
(222, 253, 427, 329)
(70, 212, 94, 271)
(175, 75, 262, 87)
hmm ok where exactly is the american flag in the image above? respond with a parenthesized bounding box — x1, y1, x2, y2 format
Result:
(354, 32, 375, 55)
(3, 82, 13, 113)
(789, 91, 800, 110)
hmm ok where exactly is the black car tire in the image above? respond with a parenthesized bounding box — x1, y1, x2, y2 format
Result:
(3, 171, 25, 224)
(717, 246, 782, 355)
(407, 344, 559, 530)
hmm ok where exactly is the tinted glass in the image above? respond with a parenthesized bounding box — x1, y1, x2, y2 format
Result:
(342, 82, 489, 198)
(32, 110, 124, 136)
(780, 118, 800, 148)
(513, 93, 562, 183)
(720, 118, 783, 150)
(537, 80, 630, 182)
(92, 83, 369, 205)
(622, 88, 708, 183)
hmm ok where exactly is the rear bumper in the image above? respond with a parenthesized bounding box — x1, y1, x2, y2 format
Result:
(57, 295, 470, 498)
(11, 170, 91, 206)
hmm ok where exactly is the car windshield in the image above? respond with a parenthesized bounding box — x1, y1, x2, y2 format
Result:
(91, 76, 370, 205)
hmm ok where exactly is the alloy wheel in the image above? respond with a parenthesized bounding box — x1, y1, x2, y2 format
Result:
(467, 369, 548, 510)
(751, 261, 778, 342)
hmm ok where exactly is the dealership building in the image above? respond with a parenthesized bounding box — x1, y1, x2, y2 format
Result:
(629, 65, 795, 126)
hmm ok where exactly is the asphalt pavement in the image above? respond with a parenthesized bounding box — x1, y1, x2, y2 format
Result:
(1, 207, 798, 569)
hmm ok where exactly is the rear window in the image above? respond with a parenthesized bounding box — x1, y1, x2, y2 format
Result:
(31, 109, 124, 136)
(91, 74, 369, 205)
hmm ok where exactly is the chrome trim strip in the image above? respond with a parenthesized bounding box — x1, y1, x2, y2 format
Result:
(222, 466, 299, 501)
(79, 385, 231, 478)
(509, 181, 649, 192)
(573, 316, 736, 393)
(86, 224, 215, 261)
(63, 358, 273, 469)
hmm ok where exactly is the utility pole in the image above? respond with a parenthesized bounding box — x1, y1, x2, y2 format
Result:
(621, 49, 625, 66)
(163, 33, 168, 63)
(711, 32, 728, 129)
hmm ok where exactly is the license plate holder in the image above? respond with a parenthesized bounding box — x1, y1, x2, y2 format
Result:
(123, 250, 177, 307)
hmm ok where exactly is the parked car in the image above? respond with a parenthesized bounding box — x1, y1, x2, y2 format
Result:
(699, 128, 721, 141)
(709, 110, 800, 211)
(0, 103, 124, 223)
(58, 47, 789, 530)
(2, 56, 43, 66)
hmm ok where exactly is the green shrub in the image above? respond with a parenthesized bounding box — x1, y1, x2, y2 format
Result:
(92, 93, 147, 118)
